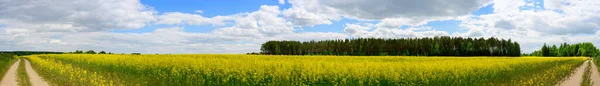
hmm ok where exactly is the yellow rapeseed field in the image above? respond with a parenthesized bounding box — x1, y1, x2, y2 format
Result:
(25, 54, 586, 85)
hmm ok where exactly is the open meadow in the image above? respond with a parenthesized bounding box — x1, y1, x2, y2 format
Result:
(2, 0, 600, 85)
(0, 54, 17, 82)
(23, 54, 587, 85)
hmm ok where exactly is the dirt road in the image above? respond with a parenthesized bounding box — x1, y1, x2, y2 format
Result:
(23, 59, 48, 86)
(558, 60, 589, 86)
(0, 59, 20, 86)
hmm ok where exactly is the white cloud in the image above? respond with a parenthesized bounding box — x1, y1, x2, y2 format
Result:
(48, 39, 64, 45)
(375, 18, 432, 29)
(366, 28, 449, 38)
(262, 32, 348, 42)
(0, 26, 350, 53)
(457, 0, 600, 53)
(0, 0, 155, 32)
(0, 4, 348, 53)
(282, 7, 334, 26)
(155, 12, 236, 26)
(463, 1, 600, 35)
(345, 23, 449, 38)
(344, 24, 371, 35)
(0, 27, 261, 53)
(278, 0, 286, 4)
(233, 5, 294, 36)
(212, 27, 262, 38)
(494, 19, 516, 30)
(544, 0, 566, 10)
(453, 28, 486, 37)
(282, 0, 488, 26)
(492, 0, 527, 13)
(288, 0, 490, 20)
(159, 5, 296, 36)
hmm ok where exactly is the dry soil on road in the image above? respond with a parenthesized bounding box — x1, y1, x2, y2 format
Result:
(23, 59, 48, 86)
(558, 60, 592, 86)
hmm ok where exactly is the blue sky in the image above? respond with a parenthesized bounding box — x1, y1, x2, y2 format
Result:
(119, 0, 475, 34)
(0, 0, 599, 53)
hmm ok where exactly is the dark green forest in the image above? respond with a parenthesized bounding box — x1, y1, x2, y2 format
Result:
(260, 36, 521, 56)
(0, 51, 63, 56)
(525, 42, 600, 57)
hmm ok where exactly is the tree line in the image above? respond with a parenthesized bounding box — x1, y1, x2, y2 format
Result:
(260, 36, 521, 56)
(0, 51, 64, 56)
(524, 42, 600, 57)
(69, 50, 112, 54)
(69, 50, 143, 55)
(0, 50, 143, 55)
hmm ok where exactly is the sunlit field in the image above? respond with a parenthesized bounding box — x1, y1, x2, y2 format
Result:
(25, 54, 586, 85)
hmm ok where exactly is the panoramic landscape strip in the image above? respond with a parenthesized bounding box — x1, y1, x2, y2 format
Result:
(1, 0, 600, 85)
(21, 55, 591, 85)
(0, 37, 598, 85)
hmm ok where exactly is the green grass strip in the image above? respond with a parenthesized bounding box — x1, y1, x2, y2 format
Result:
(0, 54, 17, 82)
(582, 61, 592, 86)
(17, 58, 31, 86)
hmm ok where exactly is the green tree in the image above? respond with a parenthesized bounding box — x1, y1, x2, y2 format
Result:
(99, 51, 107, 54)
(550, 45, 558, 56)
(260, 36, 521, 56)
(541, 43, 550, 56)
(74, 50, 83, 54)
(85, 50, 96, 54)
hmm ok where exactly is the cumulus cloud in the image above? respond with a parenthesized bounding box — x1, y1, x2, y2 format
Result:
(494, 19, 516, 30)
(0, 26, 350, 53)
(0, 3, 347, 53)
(282, 0, 489, 26)
(457, 0, 600, 53)
(0, 0, 155, 32)
(282, 7, 334, 26)
(147, 5, 299, 40)
(544, 0, 567, 10)
(363, 28, 449, 38)
(374, 18, 436, 29)
(0, 26, 264, 53)
(288, 0, 490, 20)
(262, 32, 348, 42)
(462, 0, 600, 35)
(232, 5, 294, 36)
(212, 27, 262, 38)
(155, 12, 236, 26)
(492, 0, 527, 13)
(453, 28, 486, 37)
(344, 23, 449, 38)
(344, 24, 371, 35)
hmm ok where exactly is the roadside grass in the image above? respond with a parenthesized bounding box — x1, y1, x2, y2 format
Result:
(582, 60, 592, 86)
(593, 57, 600, 86)
(17, 58, 31, 86)
(0, 54, 17, 82)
